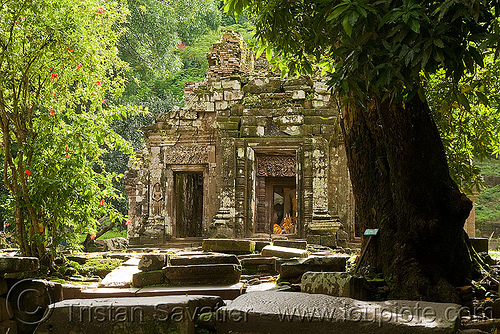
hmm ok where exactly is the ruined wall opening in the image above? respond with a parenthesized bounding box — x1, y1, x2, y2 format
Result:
(174, 172, 203, 238)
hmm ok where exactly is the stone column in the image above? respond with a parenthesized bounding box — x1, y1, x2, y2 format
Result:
(209, 136, 237, 238)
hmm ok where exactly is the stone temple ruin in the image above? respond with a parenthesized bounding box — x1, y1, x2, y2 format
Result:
(124, 30, 356, 246)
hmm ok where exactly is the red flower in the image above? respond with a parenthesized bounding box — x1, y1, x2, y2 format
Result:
(51, 73, 58, 79)
(125, 220, 130, 226)
(96, 81, 103, 86)
(100, 199, 105, 206)
(25, 169, 31, 176)
(4, 223, 9, 227)
(98, 7, 104, 13)
(14, 21, 18, 25)
(28, 105, 33, 109)
(67, 48, 73, 52)
(90, 234, 96, 240)
(102, 99, 107, 104)
(76, 63, 82, 69)
(49, 109, 55, 115)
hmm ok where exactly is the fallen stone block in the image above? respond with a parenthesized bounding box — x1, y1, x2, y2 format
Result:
(163, 264, 241, 285)
(202, 239, 255, 254)
(170, 253, 239, 266)
(138, 254, 167, 271)
(301, 271, 368, 300)
(132, 270, 164, 288)
(278, 255, 349, 279)
(0, 256, 39, 274)
(273, 240, 307, 249)
(261, 245, 308, 259)
(215, 291, 461, 334)
(35, 295, 224, 334)
(0, 320, 16, 334)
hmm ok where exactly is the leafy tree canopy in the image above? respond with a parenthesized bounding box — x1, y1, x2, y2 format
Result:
(225, 0, 500, 191)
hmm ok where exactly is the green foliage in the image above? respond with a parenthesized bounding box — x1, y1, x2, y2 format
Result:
(0, 0, 138, 259)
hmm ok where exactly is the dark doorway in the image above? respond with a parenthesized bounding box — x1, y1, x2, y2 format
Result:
(174, 172, 203, 237)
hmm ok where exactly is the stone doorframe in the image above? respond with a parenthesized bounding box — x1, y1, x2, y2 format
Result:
(165, 164, 210, 239)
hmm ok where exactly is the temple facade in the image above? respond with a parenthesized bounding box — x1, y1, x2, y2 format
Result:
(124, 31, 356, 245)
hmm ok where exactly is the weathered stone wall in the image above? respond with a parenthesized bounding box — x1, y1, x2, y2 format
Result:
(125, 30, 356, 244)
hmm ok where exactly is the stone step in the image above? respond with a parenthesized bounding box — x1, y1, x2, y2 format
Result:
(136, 284, 244, 300)
(34, 295, 223, 334)
(163, 264, 242, 285)
(216, 291, 461, 334)
(170, 252, 240, 266)
(202, 239, 255, 254)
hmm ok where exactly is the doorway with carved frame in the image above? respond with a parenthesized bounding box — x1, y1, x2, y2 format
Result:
(254, 153, 297, 235)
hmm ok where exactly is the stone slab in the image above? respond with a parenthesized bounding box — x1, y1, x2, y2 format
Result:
(261, 245, 308, 259)
(0, 256, 39, 273)
(202, 239, 255, 254)
(301, 271, 368, 300)
(98, 265, 140, 288)
(0, 320, 16, 334)
(163, 264, 241, 285)
(80, 287, 139, 299)
(132, 270, 164, 288)
(278, 255, 350, 279)
(273, 240, 307, 249)
(216, 291, 461, 334)
(35, 295, 224, 334)
(138, 254, 167, 271)
(170, 253, 240, 266)
(136, 283, 244, 300)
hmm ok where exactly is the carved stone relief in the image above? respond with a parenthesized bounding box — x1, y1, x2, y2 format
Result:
(164, 146, 210, 165)
(256, 155, 296, 177)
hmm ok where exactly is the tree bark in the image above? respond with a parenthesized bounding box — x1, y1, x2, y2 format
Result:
(342, 94, 473, 302)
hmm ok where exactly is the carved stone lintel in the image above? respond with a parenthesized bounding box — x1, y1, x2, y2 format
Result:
(164, 146, 210, 165)
(256, 155, 296, 177)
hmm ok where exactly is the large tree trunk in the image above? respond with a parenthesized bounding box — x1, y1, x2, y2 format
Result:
(342, 94, 474, 302)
